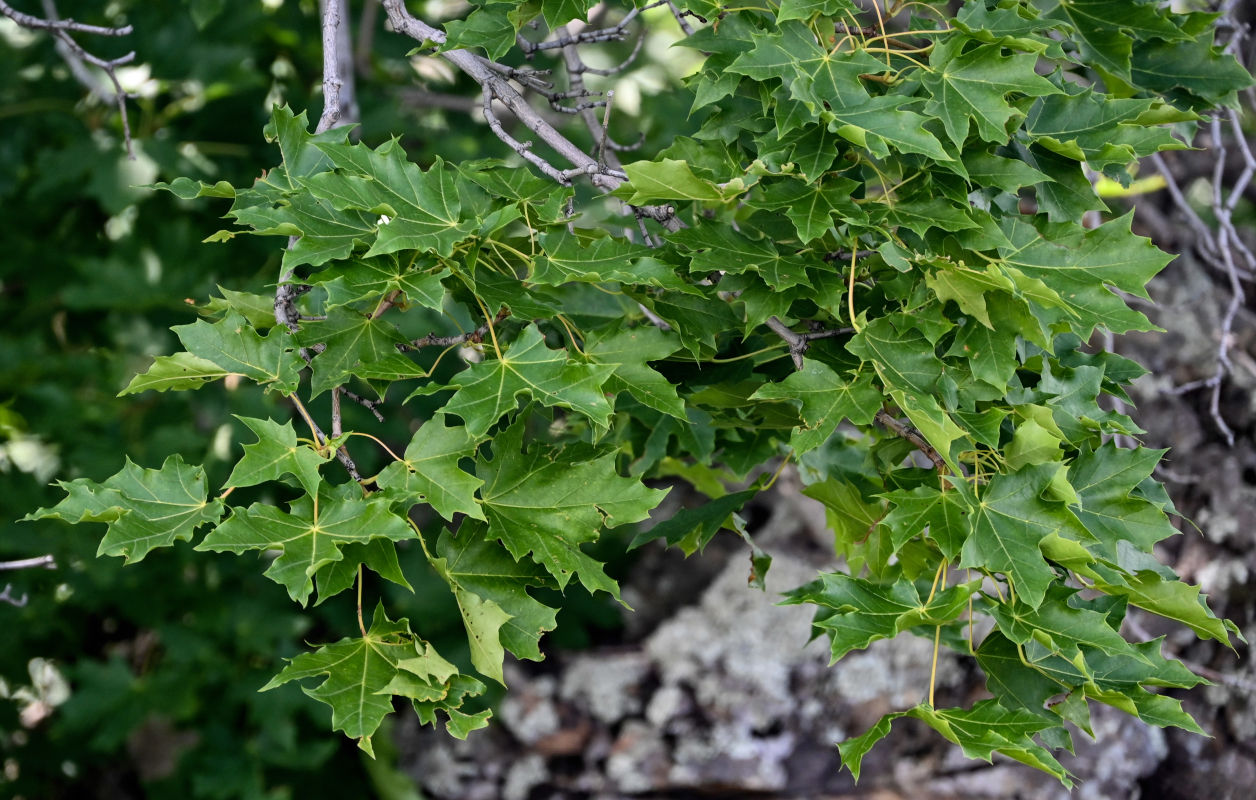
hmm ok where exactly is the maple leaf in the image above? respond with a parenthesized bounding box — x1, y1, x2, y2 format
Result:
(376, 415, 486, 522)
(476, 422, 668, 597)
(26, 455, 224, 564)
(197, 489, 414, 605)
(223, 416, 333, 497)
(436, 323, 615, 437)
(261, 605, 476, 755)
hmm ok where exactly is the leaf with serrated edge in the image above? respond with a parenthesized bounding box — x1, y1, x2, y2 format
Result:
(261, 605, 469, 754)
(26, 455, 224, 564)
(197, 492, 413, 605)
(376, 415, 485, 522)
(437, 324, 615, 437)
(224, 416, 333, 497)
(477, 421, 667, 597)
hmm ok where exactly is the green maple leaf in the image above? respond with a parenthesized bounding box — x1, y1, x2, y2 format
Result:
(297, 307, 408, 397)
(784, 573, 979, 661)
(761, 178, 865, 243)
(962, 150, 1052, 194)
(885, 198, 981, 239)
(376, 415, 486, 522)
(261, 605, 469, 755)
(263, 105, 346, 186)
(628, 488, 758, 554)
(530, 232, 689, 291)
(620, 159, 728, 204)
(877, 486, 970, 560)
(922, 40, 1059, 148)
(728, 23, 882, 111)
(230, 186, 376, 269)
(671, 223, 811, 291)
(428, 525, 560, 682)
(827, 95, 952, 161)
(1025, 90, 1183, 170)
(437, 323, 615, 436)
(751, 361, 881, 453)
(26, 455, 224, 564)
(1068, 444, 1178, 554)
(197, 491, 414, 605)
(312, 255, 449, 310)
(585, 326, 685, 419)
(303, 142, 476, 258)
(946, 320, 1020, 388)
(989, 585, 1150, 662)
(540, 0, 595, 28)
(314, 538, 414, 604)
(119, 352, 234, 395)
(997, 214, 1171, 336)
(173, 312, 304, 393)
(776, 0, 857, 22)
(223, 416, 333, 497)
(847, 315, 945, 396)
(444, 2, 525, 60)
(956, 464, 1089, 609)
(840, 699, 1071, 785)
(954, 3, 1066, 57)
(1130, 30, 1254, 106)
(1032, 0, 1187, 79)
(477, 422, 667, 597)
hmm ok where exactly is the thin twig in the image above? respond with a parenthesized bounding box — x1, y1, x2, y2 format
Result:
(2, 0, 137, 157)
(766, 316, 853, 370)
(875, 409, 949, 474)
(0, 555, 57, 572)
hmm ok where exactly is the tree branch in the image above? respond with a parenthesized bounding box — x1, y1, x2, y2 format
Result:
(2, 0, 137, 157)
(0, 554, 56, 608)
(875, 409, 948, 474)
(379, 0, 681, 230)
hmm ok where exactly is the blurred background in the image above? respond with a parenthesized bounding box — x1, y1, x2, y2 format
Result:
(1, 2, 1253, 798)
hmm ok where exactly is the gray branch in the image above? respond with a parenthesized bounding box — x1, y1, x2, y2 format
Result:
(1, 0, 137, 157)
(379, 0, 681, 230)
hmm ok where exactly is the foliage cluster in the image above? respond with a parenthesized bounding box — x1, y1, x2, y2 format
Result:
(7, 0, 1254, 792)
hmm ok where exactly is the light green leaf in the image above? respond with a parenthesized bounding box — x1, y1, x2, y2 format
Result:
(261, 605, 469, 754)
(477, 422, 667, 597)
(26, 455, 224, 564)
(376, 415, 485, 522)
(585, 326, 686, 419)
(173, 312, 304, 393)
(305, 143, 475, 258)
(436, 323, 615, 437)
(119, 352, 234, 395)
(197, 491, 414, 605)
(224, 416, 333, 496)
(956, 464, 1089, 608)
(752, 361, 881, 453)
(431, 526, 558, 663)
(621, 159, 728, 204)
(783, 573, 979, 661)
(297, 307, 408, 397)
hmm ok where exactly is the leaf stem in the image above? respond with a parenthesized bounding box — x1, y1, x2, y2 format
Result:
(356, 563, 367, 637)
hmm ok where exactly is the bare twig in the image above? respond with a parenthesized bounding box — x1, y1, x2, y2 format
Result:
(379, 0, 681, 231)
(875, 409, 949, 474)
(766, 316, 854, 369)
(0, 555, 55, 608)
(0, 555, 56, 572)
(398, 308, 509, 352)
(317, 0, 357, 132)
(1, 585, 29, 607)
(2, 0, 137, 157)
